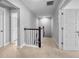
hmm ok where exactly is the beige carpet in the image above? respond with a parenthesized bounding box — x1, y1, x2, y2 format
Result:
(0, 37, 79, 58)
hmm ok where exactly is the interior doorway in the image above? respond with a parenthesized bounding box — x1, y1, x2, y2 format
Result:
(0, 0, 20, 48)
(10, 9, 20, 47)
(38, 17, 52, 37)
(0, 7, 4, 47)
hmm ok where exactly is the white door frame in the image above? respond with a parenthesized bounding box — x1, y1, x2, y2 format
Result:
(0, 0, 20, 48)
(0, 7, 4, 47)
(10, 8, 20, 47)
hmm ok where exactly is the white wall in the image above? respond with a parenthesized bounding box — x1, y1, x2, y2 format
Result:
(51, 18, 53, 38)
(11, 11, 17, 44)
(7, 0, 36, 47)
(52, 11, 59, 46)
(36, 18, 39, 28)
(63, 0, 79, 9)
(39, 17, 51, 37)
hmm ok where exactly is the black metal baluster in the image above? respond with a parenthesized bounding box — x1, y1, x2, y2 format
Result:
(38, 27, 41, 48)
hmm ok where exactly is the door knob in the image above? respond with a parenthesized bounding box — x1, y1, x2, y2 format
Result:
(1, 30, 3, 32)
(76, 31, 79, 33)
(78, 33, 79, 37)
(76, 31, 79, 37)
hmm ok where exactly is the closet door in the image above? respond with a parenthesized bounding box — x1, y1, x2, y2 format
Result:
(0, 7, 4, 47)
(63, 9, 76, 50)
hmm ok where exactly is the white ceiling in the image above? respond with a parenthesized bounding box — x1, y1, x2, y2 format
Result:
(21, 0, 63, 16)
(0, 0, 71, 16)
(60, 0, 72, 9)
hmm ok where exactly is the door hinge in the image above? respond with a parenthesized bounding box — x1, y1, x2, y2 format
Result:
(61, 27, 64, 30)
(61, 12, 63, 15)
(61, 42, 63, 45)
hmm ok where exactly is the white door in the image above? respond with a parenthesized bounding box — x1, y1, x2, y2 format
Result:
(63, 9, 76, 50)
(0, 8, 4, 47)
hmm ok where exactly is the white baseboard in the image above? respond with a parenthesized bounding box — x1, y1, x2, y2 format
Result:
(20, 43, 38, 48)
(4, 42, 10, 46)
(25, 44, 38, 48)
(0, 44, 2, 48)
(20, 44, 25, 48)
(0, 42, 10, 48)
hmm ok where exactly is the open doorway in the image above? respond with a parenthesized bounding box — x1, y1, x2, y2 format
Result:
(36, 16, 53, 48)
(38, 17, 52, 37)
(10, 9, 20, 47)
(0, 0, 20, 48)
(0, 7, 4, 47)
